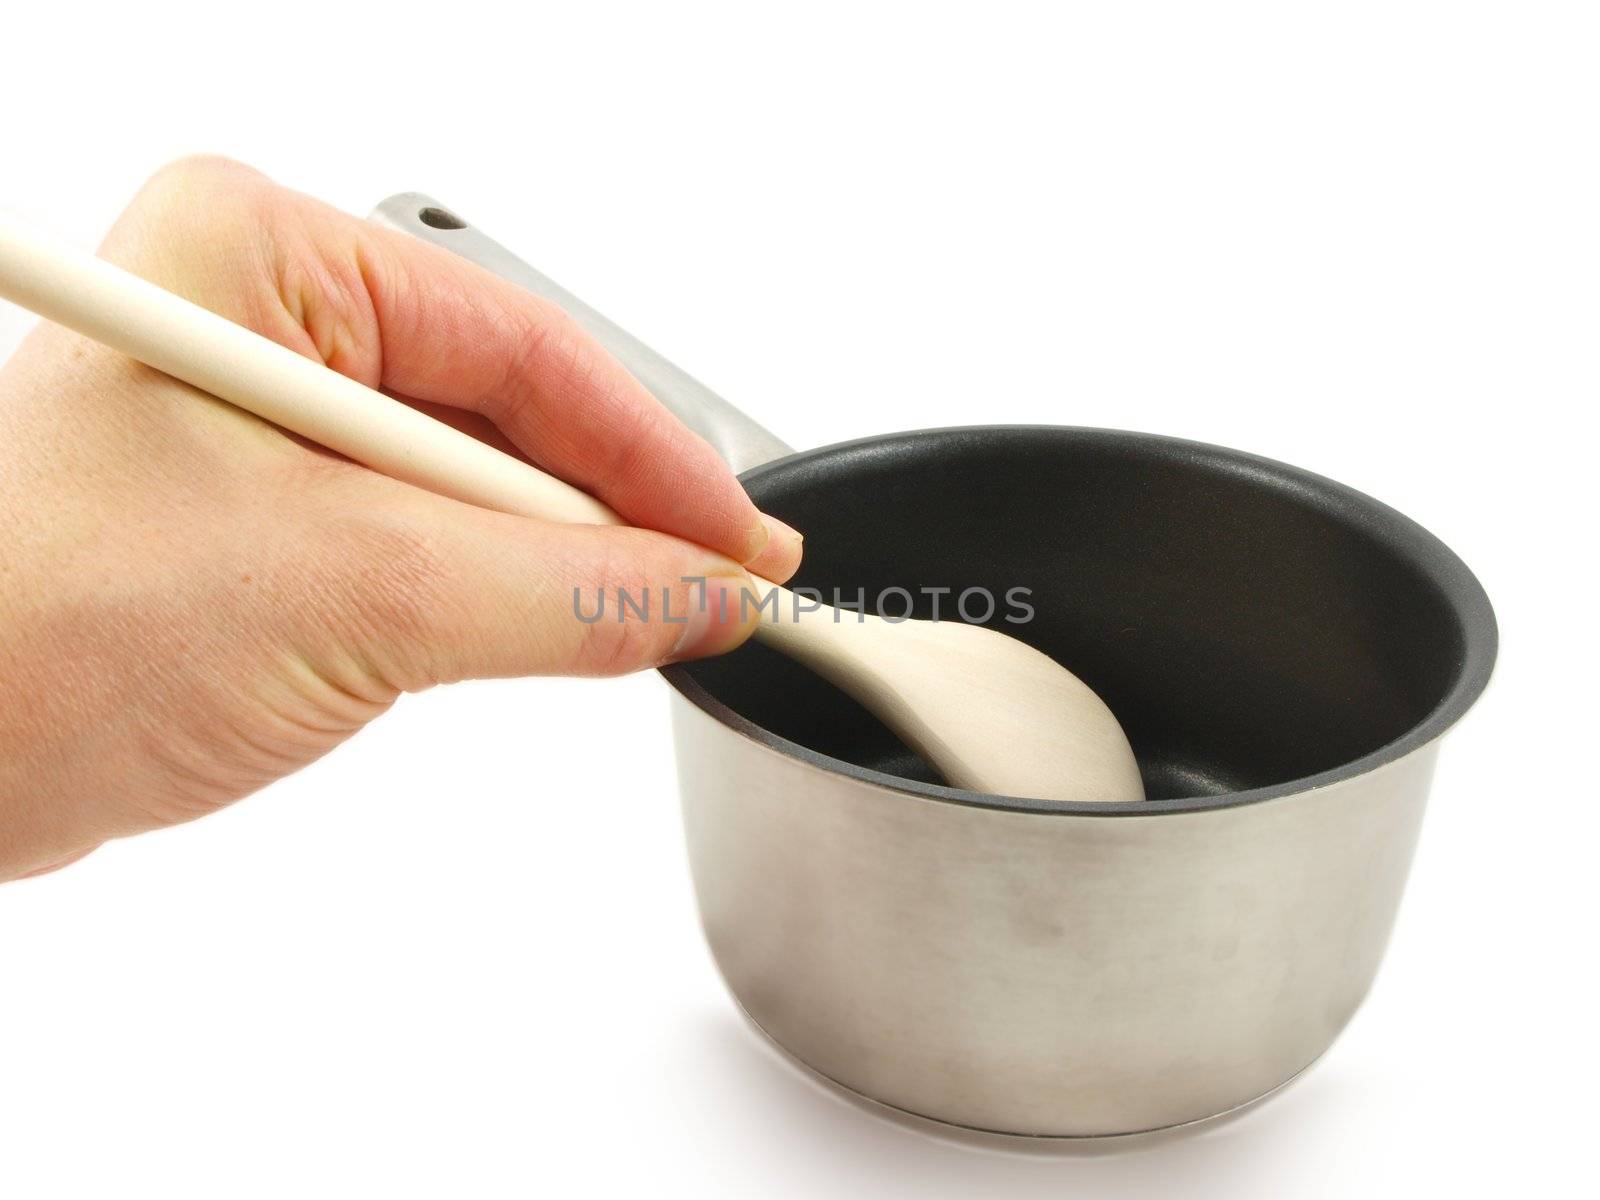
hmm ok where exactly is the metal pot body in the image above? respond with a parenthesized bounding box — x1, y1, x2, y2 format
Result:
(674, 701, 1436, 1136)
(378, 195, 1496, 1139)
(652, 423, 1494, 1138)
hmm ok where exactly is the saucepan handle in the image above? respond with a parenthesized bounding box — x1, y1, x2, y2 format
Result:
(369, 193, 795, 476)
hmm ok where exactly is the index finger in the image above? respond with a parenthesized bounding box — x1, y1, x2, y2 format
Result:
(351, 217, 790, 570)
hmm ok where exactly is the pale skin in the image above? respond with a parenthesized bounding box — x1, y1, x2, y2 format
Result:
(0, 157, 803, 883)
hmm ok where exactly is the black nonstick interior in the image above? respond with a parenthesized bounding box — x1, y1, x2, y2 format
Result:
(664, 427, 1496, 811)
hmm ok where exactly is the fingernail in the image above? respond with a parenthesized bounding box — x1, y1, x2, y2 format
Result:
(757, 512, 804, 560)
(671, 575, 755, 661)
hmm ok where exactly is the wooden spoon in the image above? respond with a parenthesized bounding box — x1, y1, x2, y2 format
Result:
(0, 214, 1144, 804)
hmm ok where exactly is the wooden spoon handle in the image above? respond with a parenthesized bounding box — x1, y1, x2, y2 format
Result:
(0, 212, 619, 528)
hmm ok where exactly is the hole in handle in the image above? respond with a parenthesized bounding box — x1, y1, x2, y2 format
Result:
(418, 206, 467, 231)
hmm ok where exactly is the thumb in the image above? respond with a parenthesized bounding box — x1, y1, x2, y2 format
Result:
(309, 491, 760, 690)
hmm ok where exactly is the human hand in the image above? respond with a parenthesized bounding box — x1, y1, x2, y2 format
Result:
(0, 157, 802, 882)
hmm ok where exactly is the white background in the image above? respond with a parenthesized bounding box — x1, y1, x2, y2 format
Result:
(2, 3, 1595, 1197)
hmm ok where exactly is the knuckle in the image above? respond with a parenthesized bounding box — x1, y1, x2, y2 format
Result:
(149, 153, 257, 189)
(542, 312, 602, 396)
(566, 538, 680, 677)
(115, 156, 284, 281)
(603, 399, 672, 491)
(572, 605, 672, 677)
(319, 510, 456, 689)
(486, 306, 567, 425)
(131, 155, 268, 226)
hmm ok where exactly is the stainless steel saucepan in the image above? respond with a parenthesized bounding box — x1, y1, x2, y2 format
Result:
(373, 194, 1498, 1138)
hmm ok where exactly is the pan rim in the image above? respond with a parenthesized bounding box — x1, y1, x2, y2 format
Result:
(660, 424, 1498, 817)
